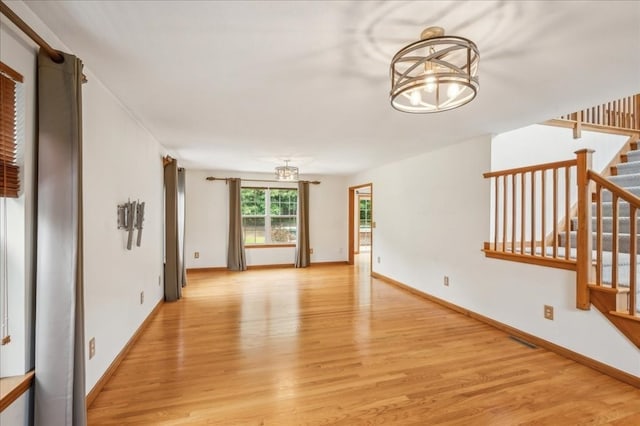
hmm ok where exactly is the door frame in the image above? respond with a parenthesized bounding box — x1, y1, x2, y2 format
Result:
(348, 183, 373, 265)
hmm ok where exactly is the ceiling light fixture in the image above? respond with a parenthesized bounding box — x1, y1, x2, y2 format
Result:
(275, 160, 299, 181)
(390, 26, 479, 113)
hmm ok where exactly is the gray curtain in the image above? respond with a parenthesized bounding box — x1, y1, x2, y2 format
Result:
(177, 167, 186, 287)
(227, 178, 246, 270)
(295, 181, 310, 268)
(35, 50, 87, 426)
(164, 159, 181, 301)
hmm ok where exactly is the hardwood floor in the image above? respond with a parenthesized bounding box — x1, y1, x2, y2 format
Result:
(88, 258, 640, 425)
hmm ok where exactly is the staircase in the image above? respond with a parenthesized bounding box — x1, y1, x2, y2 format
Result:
(484, 94, 640, 350)
(559, 144, 640, 319)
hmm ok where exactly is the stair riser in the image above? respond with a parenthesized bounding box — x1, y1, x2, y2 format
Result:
(560, 232, 640, 254)
(625, 150, 640, 163)
(600, 188, 640, 201)
(608, 174, 640, 187)
(572, 217, 640, 234)
(593, 203, 632, 217)
(596, 270, 640, 312)
(614, 162, 640, 175)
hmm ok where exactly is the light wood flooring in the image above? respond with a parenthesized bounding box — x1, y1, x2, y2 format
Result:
(88, 258, 640, 425)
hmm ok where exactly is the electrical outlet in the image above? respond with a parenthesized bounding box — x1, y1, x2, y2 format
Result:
(140, 291, 144, 305)
(544, 305, 554, 320)
(309, 248, 314, 254)
(194, 251, 200, 259)
(377, 256, 381, 264)
(444, 276, 449, 286)
(89, 338, 96, 359)
(158, 275, 161, 286)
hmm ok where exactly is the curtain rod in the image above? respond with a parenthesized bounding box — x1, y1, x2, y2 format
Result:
(1, 1, 63, 62)
(0, 1, 87, 82)
(206, 177, 321, 185)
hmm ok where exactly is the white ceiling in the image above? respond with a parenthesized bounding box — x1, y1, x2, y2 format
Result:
(23, 0, 640, 175)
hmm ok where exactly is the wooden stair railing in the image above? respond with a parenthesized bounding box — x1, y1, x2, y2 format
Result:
(584, 167, 639, 316)
(548, 94, 640, 138)
(580, 150, 640, 347)
(483, 159, 578, 270)
(485, 149, 640, 347)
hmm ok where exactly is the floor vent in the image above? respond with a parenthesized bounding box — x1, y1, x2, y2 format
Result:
(509, 335, 538, 349)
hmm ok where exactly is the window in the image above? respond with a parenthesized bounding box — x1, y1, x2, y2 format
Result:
(0, 63, 21, 198)
(1, 62, 22, 351)
(241, 188, 297, 245)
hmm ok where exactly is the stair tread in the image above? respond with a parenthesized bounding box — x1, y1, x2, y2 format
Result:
(597, 200, 632, 205)
(609, 175, 640, 184)
(567, 230, 638, 237)
(588, 284, 630, 294)
(608, 311, 640, 322)
(574, 217, 640, 222)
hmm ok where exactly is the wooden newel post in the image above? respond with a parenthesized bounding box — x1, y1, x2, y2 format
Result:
(573, 111, 582, 139)
(575, 149, 594, 310)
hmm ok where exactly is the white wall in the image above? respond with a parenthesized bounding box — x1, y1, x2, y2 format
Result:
(0, 3, 166, 417)
(492, 124, 628, 172)
(185, 170, 348, 268)
(82, 71, 165, 391)
(488, 125, 628, 243)
(350, 134, 640, 377)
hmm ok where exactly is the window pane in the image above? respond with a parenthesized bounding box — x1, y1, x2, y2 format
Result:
(271, 217, 297, 243)
(243, 217, 265, 244)
(241, 188, 265, 215)
(270, 189, 297, 216)
(359, 199, 371, 227)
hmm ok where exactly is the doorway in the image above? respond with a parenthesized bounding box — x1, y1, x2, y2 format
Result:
(348, 183, 372, 268)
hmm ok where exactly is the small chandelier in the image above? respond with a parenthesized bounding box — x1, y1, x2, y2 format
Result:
(390, 26, 479, 113)
(275, 160, 299, 181)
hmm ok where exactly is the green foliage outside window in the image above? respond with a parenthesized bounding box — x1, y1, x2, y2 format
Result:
(270, 189, 297, 215)
(241, 188, 297, 244)
(360, 198, 371, 228)
(241, 188, 265, 215)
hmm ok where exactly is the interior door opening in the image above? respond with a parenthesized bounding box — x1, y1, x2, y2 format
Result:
(348, 183, 372, 268)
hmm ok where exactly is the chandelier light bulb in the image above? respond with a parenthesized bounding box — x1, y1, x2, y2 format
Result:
(424, 70, 436, 93)
(410, 90, 422, 106)
(447, 83, 460, 98)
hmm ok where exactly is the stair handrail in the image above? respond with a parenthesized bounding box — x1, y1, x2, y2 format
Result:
(483, 159, 577, 178)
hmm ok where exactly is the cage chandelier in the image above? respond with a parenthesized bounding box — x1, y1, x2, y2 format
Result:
(390, 26, 479, 113)
(275, 160, 299, 181)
